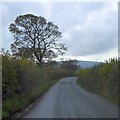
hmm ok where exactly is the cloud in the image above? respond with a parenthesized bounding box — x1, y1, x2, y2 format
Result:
(1, 2, 118, 61)
(61, 2, 118, 57)
(40, 2, 53, 18)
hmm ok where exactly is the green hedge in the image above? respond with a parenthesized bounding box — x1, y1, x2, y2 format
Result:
(2, 55, 72, 118)
(77, 58, 119, 104)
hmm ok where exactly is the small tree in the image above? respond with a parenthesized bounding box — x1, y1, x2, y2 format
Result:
(9, 14, 67, 65)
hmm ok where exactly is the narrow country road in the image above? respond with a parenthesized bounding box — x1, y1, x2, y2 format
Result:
(24, 77, 118, 118)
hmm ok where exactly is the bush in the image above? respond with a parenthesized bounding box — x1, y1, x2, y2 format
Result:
(2, 56, 18, 99)
(77, 58, 119, 104)
(2, 54, 73, 118)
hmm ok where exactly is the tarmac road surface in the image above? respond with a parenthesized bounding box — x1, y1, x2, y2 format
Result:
(24, 77, 118, 118)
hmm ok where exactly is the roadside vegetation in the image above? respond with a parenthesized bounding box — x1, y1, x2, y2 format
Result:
(2, 13, 118, 119)
(2, 14, 78, 119)
(77, 58, 119, 104)
(2, 50, 78, 118)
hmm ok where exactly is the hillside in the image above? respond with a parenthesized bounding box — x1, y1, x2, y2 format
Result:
(77, 61, 102, 69)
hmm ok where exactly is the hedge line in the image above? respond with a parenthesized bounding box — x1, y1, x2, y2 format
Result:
(77, 58, 119, 104)
(2, 55, 73, 118)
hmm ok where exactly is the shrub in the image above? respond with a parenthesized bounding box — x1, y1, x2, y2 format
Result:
(77, 58, 118, 104)
(2, 54, 73, 118)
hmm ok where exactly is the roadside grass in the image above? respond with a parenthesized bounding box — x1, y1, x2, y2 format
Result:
(3, 95, 27, 118)
(76, 79, 118, 104)
(2, 78, 61, 119)
(30, 79, 58, 99)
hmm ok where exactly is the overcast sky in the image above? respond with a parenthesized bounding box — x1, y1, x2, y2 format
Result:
(1, 1, 118, 61)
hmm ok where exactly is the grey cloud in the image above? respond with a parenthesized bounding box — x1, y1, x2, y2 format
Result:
(61, 3, 118, 56)
(2, 2, 117, 59)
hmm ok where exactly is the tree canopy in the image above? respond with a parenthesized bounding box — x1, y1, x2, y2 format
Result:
(9, 14, 67, 65)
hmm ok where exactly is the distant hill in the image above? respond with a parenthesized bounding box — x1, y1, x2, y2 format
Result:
(77, 61, 102, 69)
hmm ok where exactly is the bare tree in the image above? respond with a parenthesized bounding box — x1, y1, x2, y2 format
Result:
(9, 14, 67, 65)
